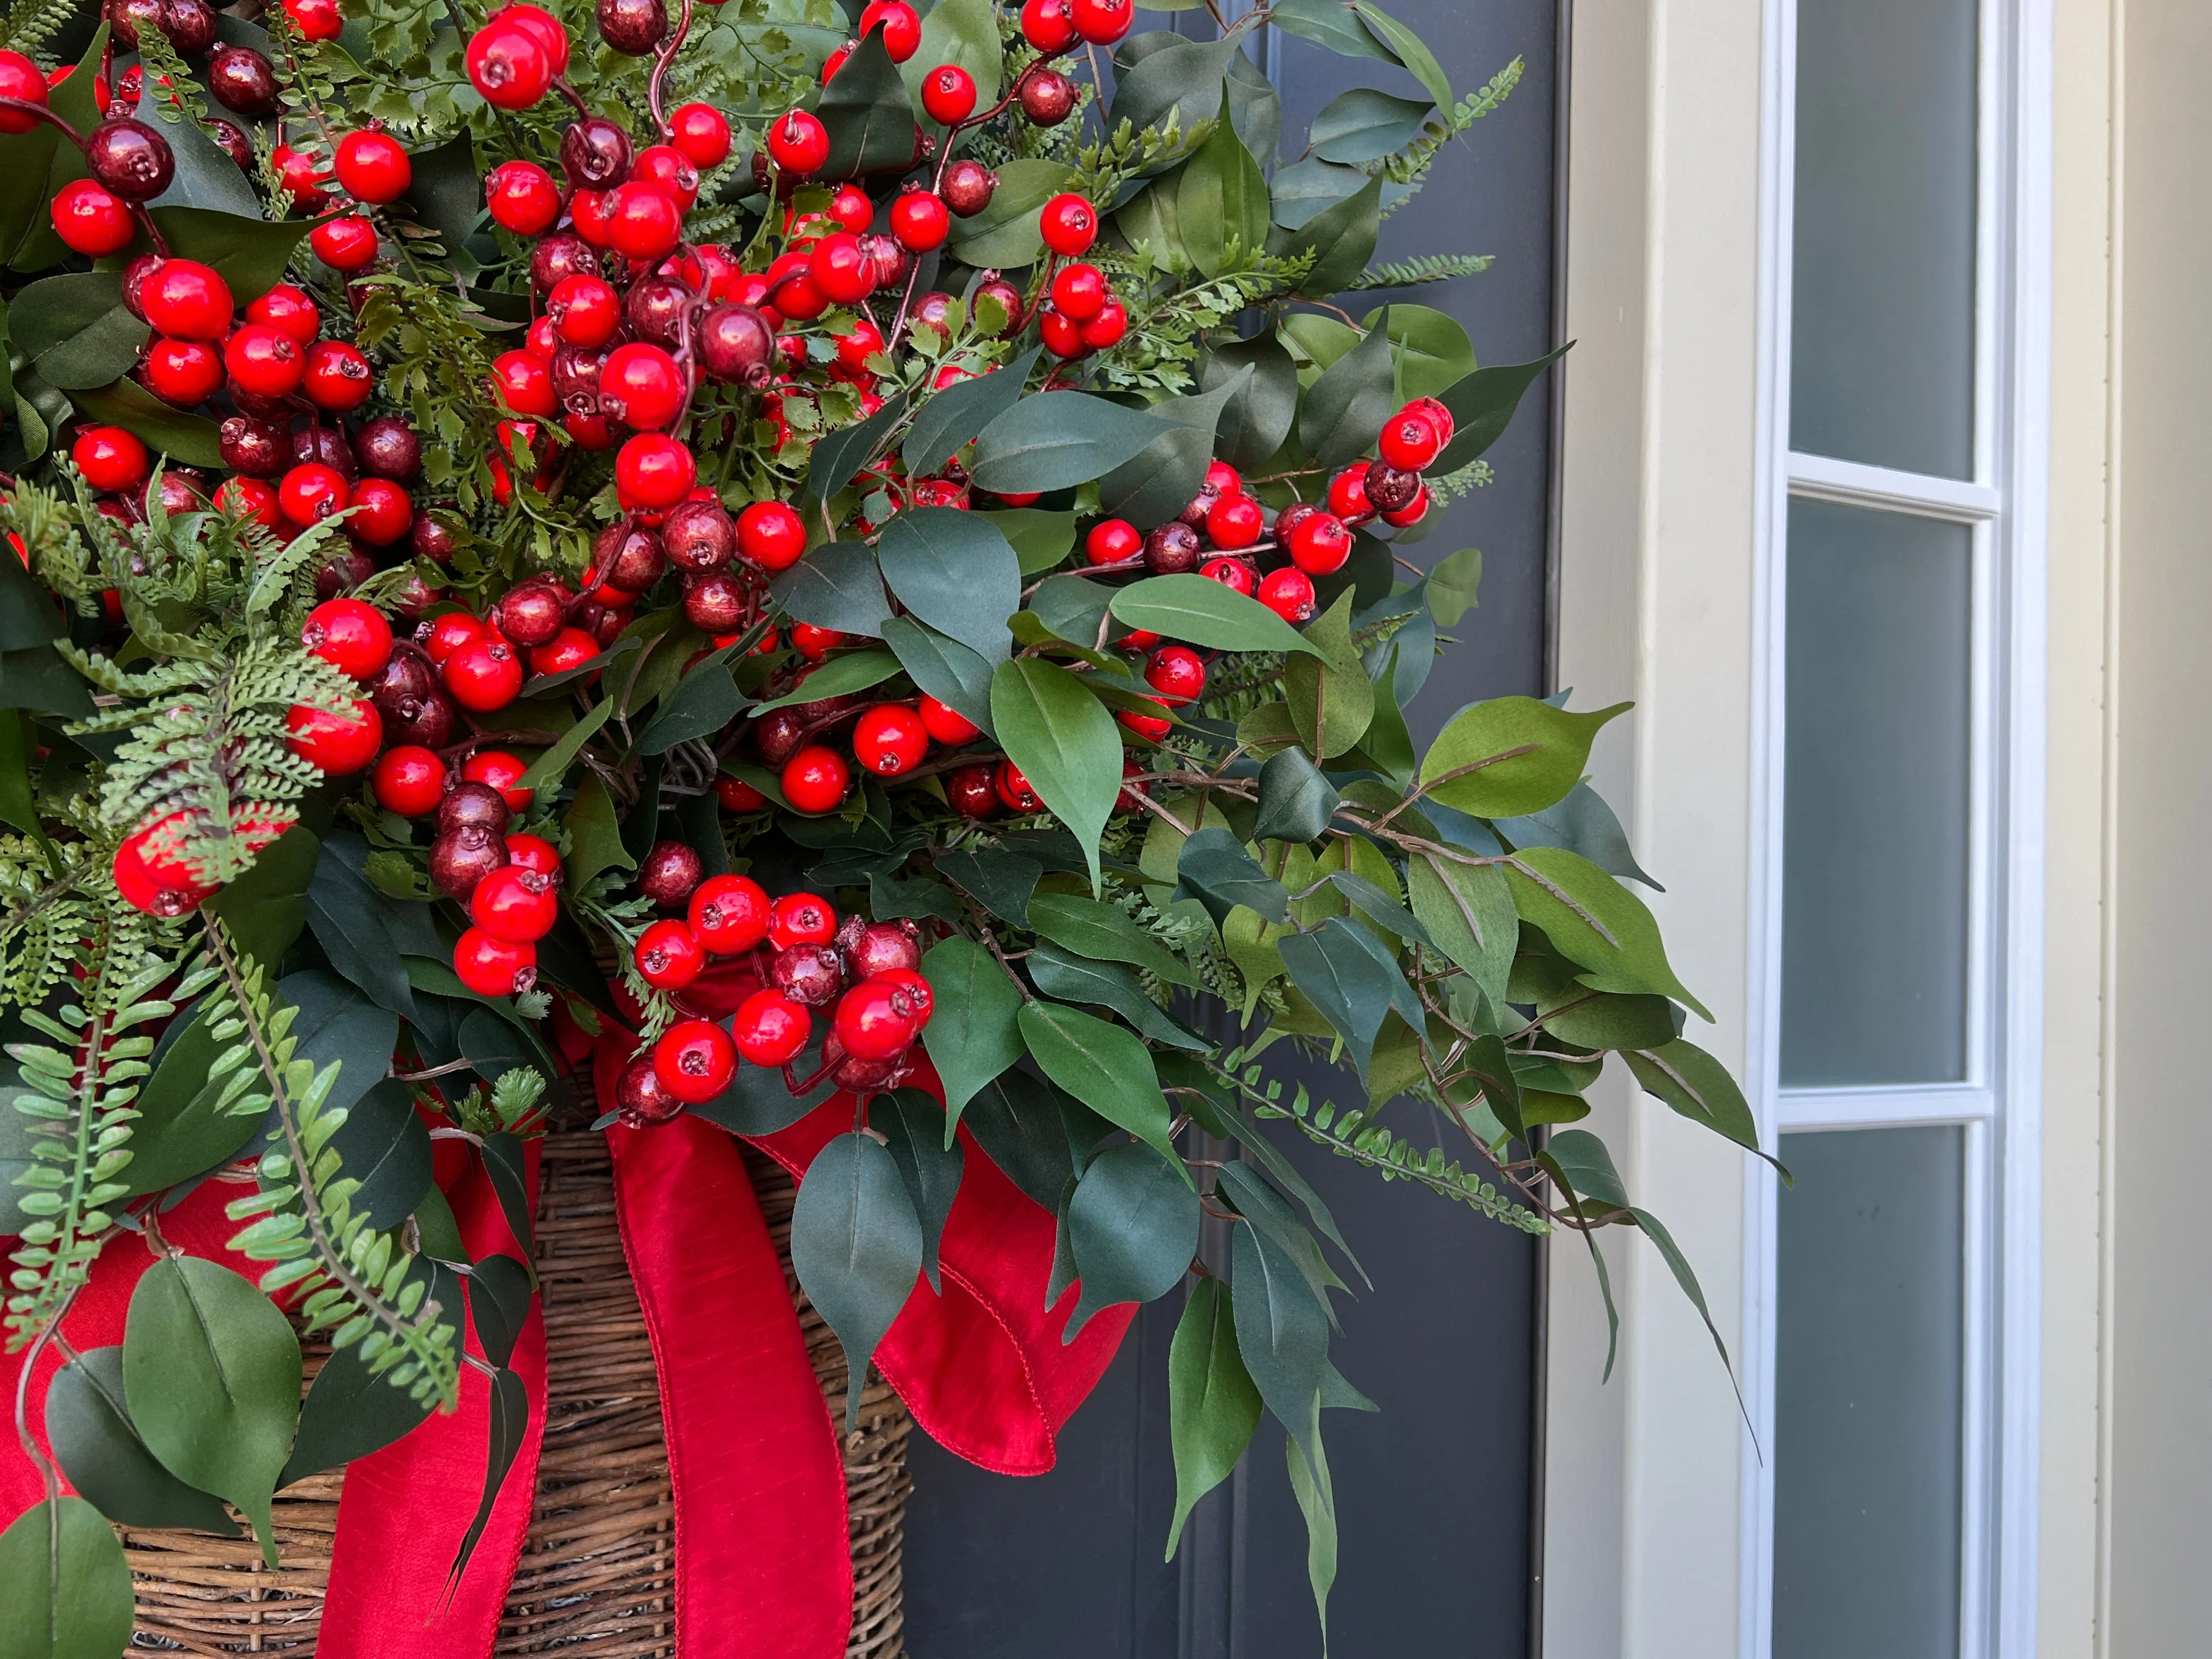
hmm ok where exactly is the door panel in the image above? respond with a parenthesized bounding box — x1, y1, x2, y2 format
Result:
(904, 2, 1560, 1651)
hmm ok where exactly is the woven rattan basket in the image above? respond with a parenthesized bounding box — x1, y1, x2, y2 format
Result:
(115, 1106, 912, 1657)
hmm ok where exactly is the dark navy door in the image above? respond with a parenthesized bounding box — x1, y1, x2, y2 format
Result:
(903, 2, 1562, 1653)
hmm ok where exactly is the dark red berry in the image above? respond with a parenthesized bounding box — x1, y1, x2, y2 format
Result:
(206, 45, 279, 117)
(639, 839, 703, 907)
(86, 119, 174, 201)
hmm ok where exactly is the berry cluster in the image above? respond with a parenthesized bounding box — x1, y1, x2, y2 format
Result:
(613, 851, 934, 1125)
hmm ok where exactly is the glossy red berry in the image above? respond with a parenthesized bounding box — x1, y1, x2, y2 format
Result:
(716, 775, 768, 812)
(600, 342, 686, 430)
(111, 815, 216, 917)
(606, 181, 682, 261)
(303, 597, 393, 680)
(444, 637, 525, 711)
(792, 623, 845, 661)
(835, 979, 919, 1060)
(348, 477, 415, 546)
(1146, 644, 1207, 705)
(1286, 510, 1354, 574)
(634, 917, 707, 989)
(492, 348, 556, 419)
(548, 273, 622, 349)
(653, 1019, 736, 1103)
(143, 338, 225, 407)
(284, 0, 344, 42)
(140, 261, 233, 342)
(462, 749, 533, 811)
(1080, 298, 1127, 351)
(809, 232, 876, 304)
(498, 2, 573, 71)
(633, 144, 699, 211)
(919, 63, 977, 125)
(828, 184, 874, 234)
(215, 477, 281, 530)
(279, 463, 347, 526)
(506, 833, 561, 877)
(303, 340, 375, 412)
(1039, 192, 1097, 256)
(1038, 306, 1083, 360)
(859, 0, 920, 59)
(454, 926, 537, 995)
(765, 109, 829, 176)
(996, 761, 1044, 814)
(487, 160, 560, 233)
(1380, 483, 1430, 527)
(689, 872, 771, 954)
(1069, 0, 1132, 42)
(0, 49, 49, 134)
(72, 427, 149, 492)
(1205, 493, 1263, 550)
(1050, 262, 1107, 321)
(1085, 518, 1141, 566)
(425, 612, 488, 666)
(737, 500, 806, 570)
(853, 704, 928, 775)
(335, 130, 411, 203)
(1328, 465, 1372, 519)
(946, 761, 1000, 819)
(781, 746, 851, 814)
(1201, 556, 1256, 596)
(51, 180, 133, 256)
(531, 627, 600, 677)
(273, 144, 331, 208)
(1376, 404, 1445, 471)
(472, 864, 560, 943)
(466, 22, 554, 110)
(1019, 0, 1077, 52)
(889, 189, 949, 252)
(733, 990, 811, 1065)
(1257, 566, 1317, 624)
(917, 694, 979, 745)
(226, 324, 306, 398)
(373, 746, 446, 817)
(311, 215, 380, 272)
(669, 102, 731, 167)
(766, 891, 836, 950)
(286, 698, 383, 774)
(247, 284, 320, 346)
(616, 434, 697, 510)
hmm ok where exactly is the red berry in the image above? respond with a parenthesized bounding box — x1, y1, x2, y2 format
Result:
(454, 926, 537, 995)
(781, 746, 850, 814)
(335, 131, 411, 202)
(634, 917, 706, 989)
(633, 144, 699, 211)
(226, 325, 306, 399)
(548, 273, 622, 349)
(1376, 405, 1445, 471)
(689, 872, 771, 953)
(1079, 298, 1127, 351)
(492, 348, 556, 419)
(284, 0, 344, 42)
(532, 627, 600, 676)
(946, 761, 1000, 819)
(1257, 566, 1317, 623)
(1286, 511, 1353, 574)
(1039, 193, 1097, 256)
(303, 340, 374, 411)
(466, 22, 554, 110)
(828, 184, 874, 234)
(835, 978, 919, 1060)
(916, 694, 979, 746)
(487, 159, 560, 234)
(1069, 0, 1132, 42)
(462, 749, 533, 811)
(286, 698, 383, 774)
(111, 814, 217, 916)
(1201, 556, 1256, 596)
(853, 704, 928, 775)
(1019, 0, 1077, 52)
(1380, 482, 1430, 527)
(139, 260, 233, 342)
(444, 637, 524, 711)
(246, 284, 320, 346)
(616, 434, 697, 510)
(1204, 460, 1242, 497)
(279, 462, 348, 526)
(1328, 465, 1372, 519)
(716, 774, 768, 812)
(348, 478, 414, 546)
(1050, 262, 1107, 321)
(50, 180, 133, 256)
(833, 316, 885, 374)
(72, 427, 149, 493)
(1205, 493, 1263, 550)
(215, 477, 281, 530)
(0, 49, 48, 134)
(606, 181, 682, 261)
(859, 0, 920, 59)
(472, 864, 559, 942)
(1039, 306, 1084, 360)
(303, 597, 393, 680)
(600, 342, 686, 430)
(736, 500, 806, 569)
(498, 3, 573, 72)
(506, 832, 561, 876)
(765, 109, 829, 176)
(919, 63, 977, 125)
(374, 745, 447, 816)
(425, 612, 488, 665)
(809, 232, 876, 304)
(768, 891, 836, 949)
(669, 102, 731, 167)
(788, 624, 842, 662)
(273, 144, 331, 207)
(311, 215, 380, 272)
(143, 338, 225, 407)
(653, 1019, 737, 1103)
(733, 990, 810, 1065)
(1118, 706, 1171, 742)
(1086, 518, 1141, 566)
(996, 761, 1043, 814)
(1146, 645, 1206, 705)
(889, 189, 949, 252)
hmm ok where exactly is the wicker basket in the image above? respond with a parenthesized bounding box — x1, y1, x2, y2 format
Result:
(116, 1110, 912, 1657)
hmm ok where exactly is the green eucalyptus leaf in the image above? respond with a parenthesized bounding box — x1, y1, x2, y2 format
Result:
(1268, 0, 1400, 63)
(1352, 0, 1454, 106)
(1298, 317, 1395, 466)
(1277, 915, 1415, 1077)
(1025, 945, 1209, 1049)
(977, 506, 1078, 575)
(819, 31, 919, 177)
(123, 1256, 302, 1568)
(1494, 778, 1662, 889)
(1177, 87, 1270, 276)
(876, 506, 1020, 661)
(1164, 1278, 1262, 1557)
(280, 1259, 452, 1482)
(1203, 333, 1300, 468)
(1269, 157, 1371, 230)
(1405, 849, 1515, 1007)
(0, 1497, 134, 1659)
(1065, 1140, 1200, 1336)
(901, 0, 1002, 107)
(1504, 847, 1711, 1018)
(1254, 747, 1342, 843)
(989, 658, 1123, 893)
(1108, 33, 1239, 136)
(752, 651, 901, 713)
(1018, 1001, 1180, 1165)
(1026, 892, 1197, 985)
(1097, 370, 1249, 529)
(1312, 88, 1436, 163)
(1274, 173, 1381, 296)
(1425, 546, 1482, 626)
(949, 157, 1078, 267)
(1366, 303, 1477, 400)
(1176, 826, 1289, 924)
(1434, 344, 1572, 471)
(1109, 573, 1324, 657)
(970, 391, 1169, 497)
(806, 391, 907, 499)
(872, 1088, 964, 1290)
(933, 849, 1041, 924)
(919, 935, 1026, 1126)
(1418, 695, 1628, 818)
(328, 1077, 433, 1230)
(791, 1132, 924, 1431)
(902, 347, 1041, 477)
(47, 1346, 241, 1534)
(70, 377, 224, 467)
(770, 539, 892, 637)
(882, 616, 995, 737)
(1284, 591, 1375, 758)
(9, 272, 146, 392)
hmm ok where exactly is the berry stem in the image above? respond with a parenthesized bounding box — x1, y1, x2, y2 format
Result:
(647, 0, 695, 136)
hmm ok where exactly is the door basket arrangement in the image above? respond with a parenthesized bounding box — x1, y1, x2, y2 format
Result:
(0, 0, 1765, 1653)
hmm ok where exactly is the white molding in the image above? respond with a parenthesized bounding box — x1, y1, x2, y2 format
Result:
(1787, 452, 2005, 522)
(1778, 1086, 1999, 1131)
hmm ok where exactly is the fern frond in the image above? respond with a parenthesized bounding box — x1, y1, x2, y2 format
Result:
(0, 0, 88, 60)
(201, 919, 462, 1408)
(1347, 253, 1497, 291)
(1376, 58, 1526, 194)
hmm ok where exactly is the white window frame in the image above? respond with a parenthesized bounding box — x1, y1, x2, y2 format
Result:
(1739, 1, 2052, 1656)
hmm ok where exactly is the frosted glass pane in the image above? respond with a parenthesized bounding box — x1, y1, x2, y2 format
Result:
(1781, 499, 1971, 1086)
(1791, 0, 1978, 478)
(1774, 1127, 1964, 1659)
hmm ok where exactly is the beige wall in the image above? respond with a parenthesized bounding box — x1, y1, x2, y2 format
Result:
(1541, 0, 2190, 1653)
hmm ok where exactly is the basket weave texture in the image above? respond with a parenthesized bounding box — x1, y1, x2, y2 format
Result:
(116, 1108, 911, 1657)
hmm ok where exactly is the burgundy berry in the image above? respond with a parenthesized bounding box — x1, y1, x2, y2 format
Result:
(354, 415, 423, 479)
(680, 571, 745, 633)
(103, 0, 163, 49)
(219, 416, 289, 478)
(971, 277, 1024, 336)
(858, 232, 908, 290)
(597, 0, 667, 53)
(1143, 521, 1201, 574)
(430, 825, 510, 900)
(312, 547, 377, 600)
(661, 499, 735, 572)
(639, 839, 704, 907)
(1363, 461, 1423, 512)
(165, 0, 219, 55)
(848, 919, 922, 979)
(494, 581, 568, 648)
(438, 779, 512, 836)
(294, 424, 359, 481)
(594, 521, 665, 592)
(616, 1055, 686, 1125)
(940, 159, 996, 217)
(207, 119, 253, 172)
(207, 45, 279, 117)
(625, 275, 693, 347)
(772, 944, 845, 1008)
(696, 303, 774, 386)
(411, 514, 459, 564)
(560, 117, 634, 190)
(751, 708, 808, 766)
(87, 120, 175, 201)
(1020, 69, 1077, 126)
(530, 234, 600, 298)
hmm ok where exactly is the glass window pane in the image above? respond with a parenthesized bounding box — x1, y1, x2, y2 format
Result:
(1791, 0, 1978, 478)
(1774, 1126, 1965, 1659)
(1781, 499, 1972, 1086)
